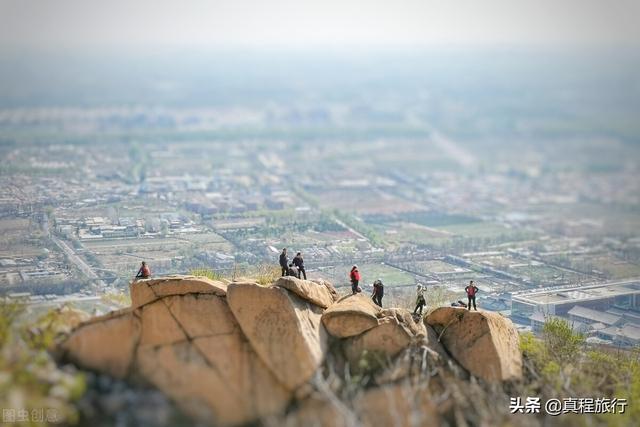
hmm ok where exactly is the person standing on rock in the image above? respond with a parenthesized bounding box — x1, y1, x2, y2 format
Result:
(135, 261, 151, 279)
(465, 280, 479, 311)
(350, 265, 361, 294)
(292, 252, 306, 280)
(279, 248, 288, 277)
(414, 283, 426, 315)
(372, 278, 384, 307)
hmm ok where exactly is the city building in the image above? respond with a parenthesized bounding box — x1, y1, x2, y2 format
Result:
(511, 279, 640, 323)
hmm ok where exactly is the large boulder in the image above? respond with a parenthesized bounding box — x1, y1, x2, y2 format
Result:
(310, 278, 340, 304)
(130, 275, 227, 308)
(60, 308, 140, 379)
(343, 307, 435, 365)
(381, 308, 427, 337)
(61, 279, 291, 426)
(274, 276, 338, 308)
(322, 293, 382, 338)
(136, 306, 291, 426)
(139, 299, 187, 347)
(344, 316, 413, 363)
(425, 307, 522, 382)
(227, 282, 327, 391)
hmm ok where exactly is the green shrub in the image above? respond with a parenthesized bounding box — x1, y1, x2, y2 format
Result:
(542, 317, 585, 363)
(0, 300, 86, 425)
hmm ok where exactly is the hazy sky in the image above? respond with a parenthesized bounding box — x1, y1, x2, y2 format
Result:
(1, 0, 639, 50)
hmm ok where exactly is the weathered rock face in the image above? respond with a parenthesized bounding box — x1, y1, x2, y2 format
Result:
(381, 308, 427, 338)
(324, 302, 428, 364)
(425, 307, 523, 382)
(60, 308, 140, 379)
(322, 293, 382, 338)
(60, 276, 291, 426)
(60, 274, 524, 426)
(275, 276, 338, 309)
(135, 296, 291, 426)
(344, 316, 413, 363)
(227, 282, 327, 391)
(130, 275, 227, 309)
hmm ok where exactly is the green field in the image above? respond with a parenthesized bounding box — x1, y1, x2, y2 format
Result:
(377, 220, 536, 248)
(354, 263, 416, 287)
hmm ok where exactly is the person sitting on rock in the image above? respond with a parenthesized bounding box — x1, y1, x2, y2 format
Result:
(279, 248, 288, 277)
(465, 280, 479, 311)
(414, 283, 426, 315)
(292, 252, 306, 280)
(350, 265, 361, 294)
(372, 278, 384, 307)
(287, 263, 299, 277)
(135, 261, 151, 279)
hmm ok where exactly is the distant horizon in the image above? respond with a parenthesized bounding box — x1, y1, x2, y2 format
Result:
(1, 0, 639, 51)
(3, 42, 640, 56)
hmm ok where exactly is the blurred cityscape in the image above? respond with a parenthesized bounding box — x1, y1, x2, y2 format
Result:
(1, 49, 640, 346)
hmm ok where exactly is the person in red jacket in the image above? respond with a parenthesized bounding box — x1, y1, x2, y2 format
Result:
(350, 265, 361, 294)
(465, 280, 478, 311)
(135, 261, 151, 279)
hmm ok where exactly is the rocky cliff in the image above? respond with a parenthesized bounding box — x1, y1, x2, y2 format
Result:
(58, 275, 523, 426)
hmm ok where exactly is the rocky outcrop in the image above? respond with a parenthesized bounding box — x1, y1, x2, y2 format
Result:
(345, 319, 412, 362)
(275, 276, 338, 308)
(134, 300, 291, 426)
(425, 307, 523, 382)
(130, 275, 227, 309)
(60, 274, 525, 426)
(227, 281, 327, 391)
(322, 298, 427, 363)
(381, 308, 427, 338)
(61, 276, 291, 426)
(60, 308, 140, 379)
(344, 314, 415, 363)
(321, 293, 382, 338)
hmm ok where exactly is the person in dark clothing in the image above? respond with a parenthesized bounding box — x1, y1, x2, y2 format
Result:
(292, 252, 306, 280)
(135, 261, 151, 279)
(279, 248, 288, 277)
(350, 265, 361, 294)
(465, 280, 479, 311)
(372, 279, 384, 307)
(414, 283, 426, 315)
(287, 263, 299, 277)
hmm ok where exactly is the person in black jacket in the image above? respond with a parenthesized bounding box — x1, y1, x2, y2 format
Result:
(372, 279, 384, 307)
(287, 263, 299, 277)
(292, 252, 306, 280)
(279, 248, 288, 276)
